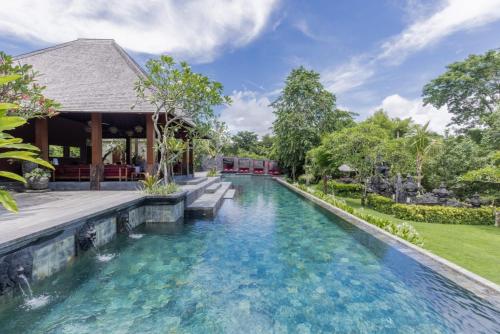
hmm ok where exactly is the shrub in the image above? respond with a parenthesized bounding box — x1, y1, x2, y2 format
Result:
(298, 173, 315, 185)
(368, 193, 495, 225)
(24, 167, 51, 180)
(207, 168, 218, 177)
(367, 194, 394, 214)
(327, 180, 363, 198)
(391, 204, 495, 225)
(139, 174, 180, 195)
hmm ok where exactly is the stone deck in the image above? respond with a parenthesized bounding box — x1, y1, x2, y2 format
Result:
(0, 176, 227, 253)
(0, 191, 144, 253)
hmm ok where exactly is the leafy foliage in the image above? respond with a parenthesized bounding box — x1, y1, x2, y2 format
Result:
(391, 204, 495, 226)
(139, 173, 179, 195)
(24, 167, 51, 180)
(0, 76, 54, 212)
(326, 181, 363, 198)
(0, 52, 59, 119)
(406, 121, 441, 190)
(422, 49, 500, 128)
(368, 194, 495, 225)
(272, 66, 352, 179)
(135, 55, 230, 183)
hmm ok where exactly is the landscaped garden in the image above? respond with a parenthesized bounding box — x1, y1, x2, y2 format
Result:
(265, 49, 499, 285)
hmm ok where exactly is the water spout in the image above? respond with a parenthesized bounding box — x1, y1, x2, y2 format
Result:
(16, 266, 33, 298)
(15, 265, 50, 310)
(90, 237, 116, 262)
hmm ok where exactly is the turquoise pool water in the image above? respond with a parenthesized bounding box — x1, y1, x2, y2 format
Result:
(1, 176, 499, 333)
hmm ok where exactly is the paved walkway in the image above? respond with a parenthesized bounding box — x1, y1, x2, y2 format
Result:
(0, 191, 144, 253)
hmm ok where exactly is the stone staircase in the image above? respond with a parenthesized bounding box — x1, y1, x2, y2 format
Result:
(185, 178, 233, 218)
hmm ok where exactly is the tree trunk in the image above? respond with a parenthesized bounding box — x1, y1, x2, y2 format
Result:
(361, 177, 369, 206)
(416, 154, 423, 192)
(292, 165, 296, 181)
(323, 174, 328, 194)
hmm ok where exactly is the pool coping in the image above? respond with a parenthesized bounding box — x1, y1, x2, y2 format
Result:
(275, 177, 500, 308)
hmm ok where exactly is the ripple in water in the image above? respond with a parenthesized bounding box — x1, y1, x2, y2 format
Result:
(129, 234, 144, 239)
(96, 253, 116, 262)
(23, 295, 51, 310)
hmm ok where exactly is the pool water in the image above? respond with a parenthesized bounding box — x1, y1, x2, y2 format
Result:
(1, 176, 499, 333)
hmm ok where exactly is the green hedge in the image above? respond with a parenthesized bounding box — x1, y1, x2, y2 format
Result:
(294, 183, 423, 246)
(327, 180, 363, 198)
(367, 194, 394, 214)
(392, 204, 494, 225)
(368, 194, 495, 225)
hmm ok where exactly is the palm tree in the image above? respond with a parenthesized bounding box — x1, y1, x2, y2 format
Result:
(407, 121, 440, 191)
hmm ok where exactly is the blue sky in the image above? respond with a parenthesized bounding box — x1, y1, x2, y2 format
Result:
(1, 0, 499, 135)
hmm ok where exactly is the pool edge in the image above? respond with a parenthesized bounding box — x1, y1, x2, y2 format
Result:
(274, 177, 500, 308)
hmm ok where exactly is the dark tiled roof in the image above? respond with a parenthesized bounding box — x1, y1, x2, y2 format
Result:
(14, 39, 156, 114)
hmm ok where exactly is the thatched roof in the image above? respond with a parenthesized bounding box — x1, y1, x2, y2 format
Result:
(14, 39, 156, 114)
(338, 164, 355, 172)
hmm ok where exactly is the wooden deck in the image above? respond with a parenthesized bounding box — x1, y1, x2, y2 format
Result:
(0, 191, 144, 253)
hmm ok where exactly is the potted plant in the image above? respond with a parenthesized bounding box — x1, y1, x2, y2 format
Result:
(24, 168, 51, 190)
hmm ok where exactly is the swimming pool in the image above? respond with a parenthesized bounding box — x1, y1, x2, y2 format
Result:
(1, 176, 499, 333)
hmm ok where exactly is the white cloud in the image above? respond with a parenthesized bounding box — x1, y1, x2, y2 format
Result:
(219, 90, 275, 136)
(0, 0, 279, 62)
(378, 94, 453, 133)
(378, 0, 500, 64)
(293, 19, 318, 40)
(323, 0, 500, 93)
(322, 57, 375, 94)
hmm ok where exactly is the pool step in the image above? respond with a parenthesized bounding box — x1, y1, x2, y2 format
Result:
(176, 176, 208, 185)
(182, 177, 220, 205)
(186, 182, 231, 218)
(223, 189, 236, 199)
(205, 182, 222, 193)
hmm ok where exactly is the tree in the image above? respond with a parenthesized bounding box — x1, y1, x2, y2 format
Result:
(365, 109, 413, 139)
(307, 144, 332, 193)
(0, 52, 59, 119)
(406, 122, 441, 190)
(0, 76, 53, 212)
(423, 136, 485, 189)
(231, 131, 258, 153)
(315, 123, 390, 204)
(272, 66, 337, 180)
(422, 49, 500, 128)
(135, 55, 230, 184)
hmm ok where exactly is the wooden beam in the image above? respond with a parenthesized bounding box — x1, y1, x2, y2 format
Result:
(146, 113, 155, 173)
(90, 113, 103, 190)
(34, 118, 49, 161)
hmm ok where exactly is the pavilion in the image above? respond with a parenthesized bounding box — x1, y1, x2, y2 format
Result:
(6, 39, 194, 189)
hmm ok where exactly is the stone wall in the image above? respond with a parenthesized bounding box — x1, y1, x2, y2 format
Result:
(0, 196, 187, 298)
(32, 234, 75, 281)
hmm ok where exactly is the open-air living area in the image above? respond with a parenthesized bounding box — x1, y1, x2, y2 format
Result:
(0, 1, 499, 333)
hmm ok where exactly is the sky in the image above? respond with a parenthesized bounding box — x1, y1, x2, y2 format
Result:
(0, 0, 499, 136)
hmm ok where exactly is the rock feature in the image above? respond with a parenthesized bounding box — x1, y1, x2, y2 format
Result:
(77, 223, 97, 251)
(0, 249, 33, 296)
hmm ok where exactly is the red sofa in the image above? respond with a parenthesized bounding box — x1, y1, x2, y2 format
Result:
(54, 164, 135, 181)
(268, 161, 280, 175)
(54, 165, 90, 181)
(103, 165, 135, 181)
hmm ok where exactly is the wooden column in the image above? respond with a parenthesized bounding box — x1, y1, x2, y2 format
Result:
(90, 113, 103, 190)
(188, 141, 193, 176)
(34, 118, 49, 161)
(146, 113, 155, 173)
(125, 137, 131, 165)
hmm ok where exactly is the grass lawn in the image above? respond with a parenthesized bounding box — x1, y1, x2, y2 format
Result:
(339, 196, 500, 285)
